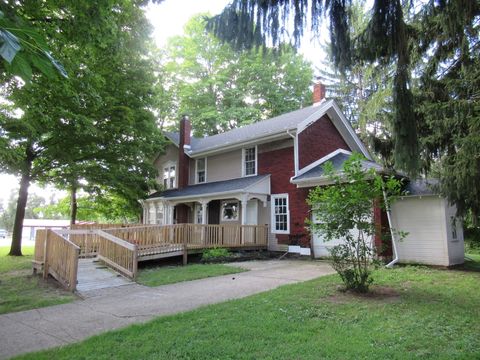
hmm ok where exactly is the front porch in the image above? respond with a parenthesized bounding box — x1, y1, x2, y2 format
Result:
(142, 174, 271, 229)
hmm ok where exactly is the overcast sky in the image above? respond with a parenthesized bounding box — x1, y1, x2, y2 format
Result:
(0, 0, 328, 206)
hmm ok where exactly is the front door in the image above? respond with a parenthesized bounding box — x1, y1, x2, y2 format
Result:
(208, 200, 220, 224)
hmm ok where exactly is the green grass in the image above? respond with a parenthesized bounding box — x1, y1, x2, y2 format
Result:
(465, 253, 480, 271)
(137, 263, 247, 287)
(15, 262, 480, 360)
(0, 246, 75, 315)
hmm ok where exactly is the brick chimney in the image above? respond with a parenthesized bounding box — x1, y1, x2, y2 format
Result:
(313, 82, 326, 103)
(178, 115, 191, 189)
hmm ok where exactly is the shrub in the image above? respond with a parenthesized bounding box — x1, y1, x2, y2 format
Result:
(307, 153, 404, 293)
(202, 247, 231, 262)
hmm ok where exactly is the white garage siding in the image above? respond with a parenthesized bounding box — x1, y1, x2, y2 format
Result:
(390, 196, 464, 266)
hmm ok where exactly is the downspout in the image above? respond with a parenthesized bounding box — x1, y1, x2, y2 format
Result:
(382, 185, 399, 268)
(286, 130, 298, 176)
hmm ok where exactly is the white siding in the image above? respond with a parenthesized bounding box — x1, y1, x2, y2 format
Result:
(390, 196, 464, 266)
(444, 201, 465, 265)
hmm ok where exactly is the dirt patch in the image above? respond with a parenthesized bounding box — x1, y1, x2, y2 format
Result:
(327, 285, 401, 304)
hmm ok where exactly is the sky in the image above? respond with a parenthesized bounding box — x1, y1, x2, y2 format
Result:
(0, 0, 327, 208)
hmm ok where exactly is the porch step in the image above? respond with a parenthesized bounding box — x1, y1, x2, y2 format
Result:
(76, 258, 132, 294)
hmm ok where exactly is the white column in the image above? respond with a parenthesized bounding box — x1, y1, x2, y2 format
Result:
(241, 195, 248, 226)
(201, 200, 208, 225)
(149, 203, 156, 224)
(142, 202, 148, 224)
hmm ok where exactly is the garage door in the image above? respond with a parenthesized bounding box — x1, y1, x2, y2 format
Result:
(312, 214, 373, 258)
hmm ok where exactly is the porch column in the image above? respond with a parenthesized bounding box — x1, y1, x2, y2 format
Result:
(165, 202, 174, 225)
(142, 202, 148, 224)
(241, 195, 248, 226)
(200, 200, 208, 225)
(149, 202, 156, 224)
(155, 202, 163, 225)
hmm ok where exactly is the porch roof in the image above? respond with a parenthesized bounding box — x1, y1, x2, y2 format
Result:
(147, 174, 270, 201)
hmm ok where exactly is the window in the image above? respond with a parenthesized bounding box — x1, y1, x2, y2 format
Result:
(271, 194, 290, 234)
(451, 216, 458, 241)
(162, 162, 176, 189)
(196, 158, 206, 183)
(243, 147, 257, 176)
(222, 201, 239, 221)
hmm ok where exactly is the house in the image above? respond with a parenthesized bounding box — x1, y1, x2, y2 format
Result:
(141, 84, 464, 266)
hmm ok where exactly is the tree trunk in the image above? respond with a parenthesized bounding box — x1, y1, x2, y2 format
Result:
(9, 154, 34, 256)
(70, 184, 77, 225)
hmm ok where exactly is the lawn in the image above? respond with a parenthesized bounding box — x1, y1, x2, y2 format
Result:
(0, 246, 75, 315)
(137, 263, 247, 287)
(15, 262, 480, 359)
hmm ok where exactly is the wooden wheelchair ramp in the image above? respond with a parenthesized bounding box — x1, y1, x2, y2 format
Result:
(76, 258, 132, 293)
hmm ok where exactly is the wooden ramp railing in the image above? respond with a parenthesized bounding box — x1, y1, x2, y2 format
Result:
(42, 229, 80, 291)
(33, 223, 269, 291)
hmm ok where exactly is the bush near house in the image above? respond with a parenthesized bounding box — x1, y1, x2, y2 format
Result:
(201, 247, 231, 263)
(308, 153, 404, 293)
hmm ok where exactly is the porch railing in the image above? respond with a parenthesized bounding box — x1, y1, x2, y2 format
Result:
(103, 223, 269, 249)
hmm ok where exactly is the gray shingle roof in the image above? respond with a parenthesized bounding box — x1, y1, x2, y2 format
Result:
(292, 152, 382, 181)
(147, 174, 270, 200)
(404, 179, 439, 196)
(165, 101, 332, 154)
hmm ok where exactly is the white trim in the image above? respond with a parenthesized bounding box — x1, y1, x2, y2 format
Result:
(295, 149, 352, 177)
(271, 193, 290, 234)
(242, 145, 258, 177)
(195, 157, 207, 184)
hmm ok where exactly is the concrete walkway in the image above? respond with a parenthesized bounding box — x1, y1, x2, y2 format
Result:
(0, 260, 334, 359)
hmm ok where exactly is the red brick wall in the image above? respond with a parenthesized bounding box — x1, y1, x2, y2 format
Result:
(373, 199, 393, 258)
(258, 146, 312, 247)
(298, 115, 350, 170)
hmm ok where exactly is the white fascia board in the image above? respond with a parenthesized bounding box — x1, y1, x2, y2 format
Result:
(295, 149, 352, 178)
(291, 177, 334, 188)
(328, 101, 372, 160)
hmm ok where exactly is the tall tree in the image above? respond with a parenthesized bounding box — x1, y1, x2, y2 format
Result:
(0, 1, 162, 255)
(159, 15, 313, 136)
(209, 0, 479, 175)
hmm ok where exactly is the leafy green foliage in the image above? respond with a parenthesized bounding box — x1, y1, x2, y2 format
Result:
(35, 192, 140, 223)
(159, 15, 313, 136)
(307, 153, 403, 292)
(201, 247, 231, 262)
(0, 7, 67, 80)
(0, 1, 164, 254)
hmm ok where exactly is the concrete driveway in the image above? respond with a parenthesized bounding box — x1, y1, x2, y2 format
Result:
(0, 259, 334, 359)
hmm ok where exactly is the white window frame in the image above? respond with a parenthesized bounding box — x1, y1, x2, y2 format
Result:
(221, 200, 240, 222)
(162, 161, 177, 189)
(242, 146, 258, 177)
(195, 157, 207, 184)
(271, 193, 290, 234)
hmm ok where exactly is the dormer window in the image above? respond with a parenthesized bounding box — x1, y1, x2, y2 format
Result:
(196, 158, 206, 184)
(163, 162, 176, 189)
(243, 146, 257, 177)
